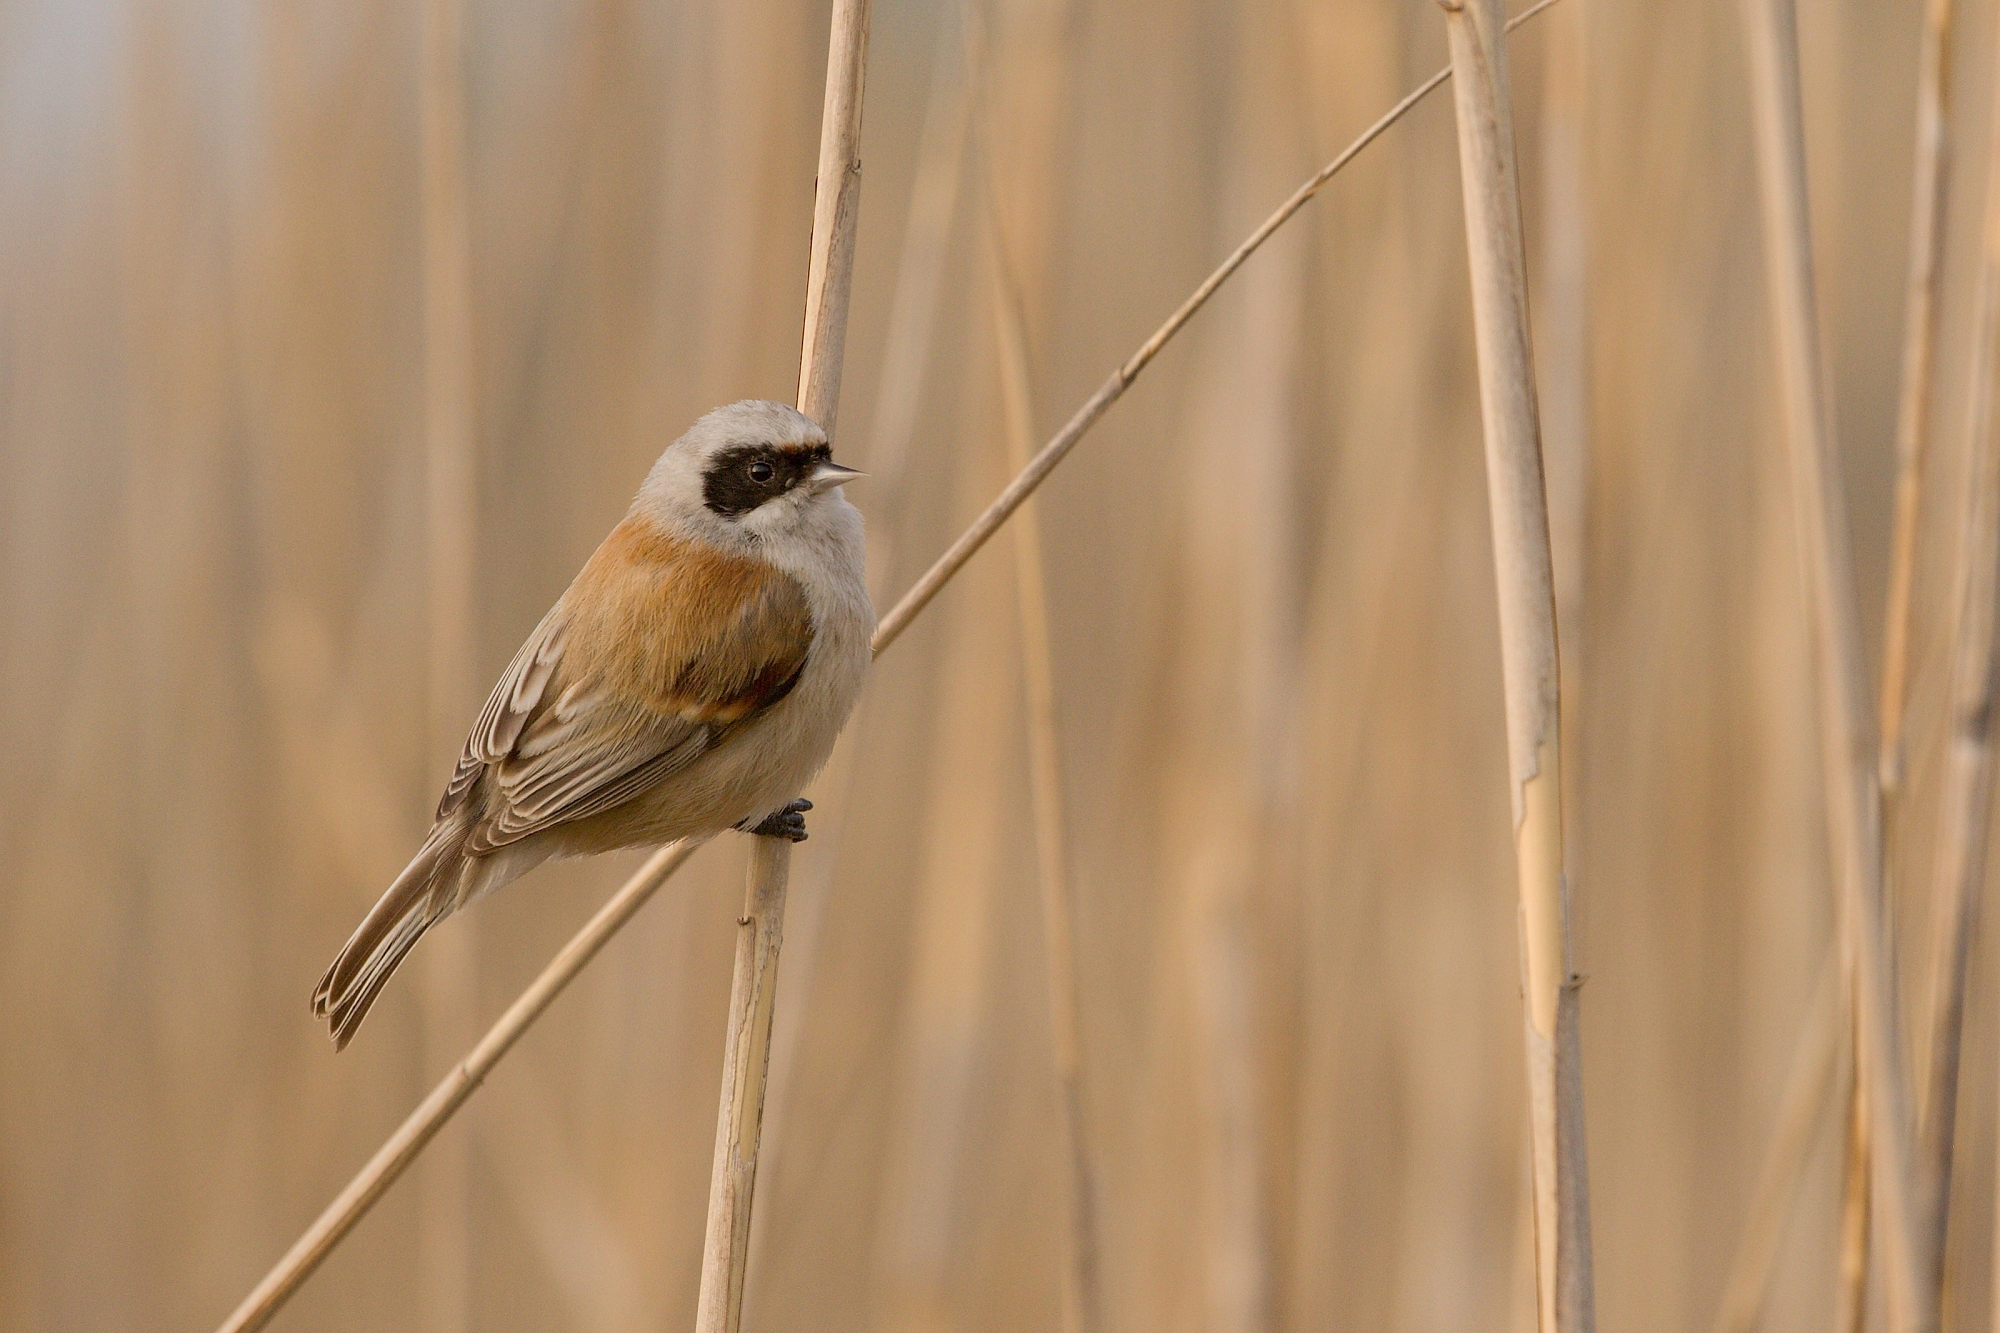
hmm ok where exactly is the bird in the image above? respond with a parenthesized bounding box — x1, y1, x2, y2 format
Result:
(312, 399, 872, 1049)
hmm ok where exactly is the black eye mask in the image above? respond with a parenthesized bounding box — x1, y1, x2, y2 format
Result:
(702, 441, 832, 518)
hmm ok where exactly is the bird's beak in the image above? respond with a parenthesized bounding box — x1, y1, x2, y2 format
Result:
(808, 460, 865, 494)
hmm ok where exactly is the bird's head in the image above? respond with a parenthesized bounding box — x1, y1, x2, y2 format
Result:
(637, 399, 864, 552)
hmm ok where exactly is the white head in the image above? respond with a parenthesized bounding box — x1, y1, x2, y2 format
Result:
(635, 399, 864, 556)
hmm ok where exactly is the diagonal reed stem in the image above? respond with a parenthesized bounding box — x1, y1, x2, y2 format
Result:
(871, 0, 1565, 655)
(208, 8, 1566, 1327)
(1739, 0, 1928, 1329)
(215, 837, 707, 1333)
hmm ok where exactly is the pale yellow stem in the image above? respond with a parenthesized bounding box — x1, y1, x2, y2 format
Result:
(694, 5, 874, 1330)
(1738, 0, 1928, 1327)
(1438, 1, 1591, 1328)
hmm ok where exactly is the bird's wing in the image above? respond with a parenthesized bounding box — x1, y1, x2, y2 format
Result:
(440, 517, 814, 852)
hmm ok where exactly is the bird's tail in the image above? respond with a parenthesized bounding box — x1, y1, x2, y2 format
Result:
(312, 822, 470, 1050)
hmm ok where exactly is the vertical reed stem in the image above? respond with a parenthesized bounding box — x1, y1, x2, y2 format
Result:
(1738, 0, 1929, 1328)
(1438, 2, 1593, 1328)
(1834, 1002, 1871, 1333)
(419, 0, 476, 1324)
(695, 839, 793, 1333)
(692, 4, 872, 1330)
(1918, 1, 2000, 1296)
(1880, 0, 1956, 800)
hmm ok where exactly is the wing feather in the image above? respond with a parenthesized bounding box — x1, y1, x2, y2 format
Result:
(444, 518, 813, 852)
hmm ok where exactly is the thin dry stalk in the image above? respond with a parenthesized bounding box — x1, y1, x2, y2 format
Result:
(1739, 0, 1928, 1328)
(747, 10, 977, 1288)
(214, 838, 706, 1333)
(1875, 4, 1955, 1310)
(1916, 8, 2000, 1293)
(210, 17, 1569, 1323)
(1437, 2, 1593, 1329)
(872, 0, 1564, 655)
(1535, 0, 1588, 893)
(1835, 1010, 1871, 1333)
(695, 837, 796, 1333)
(1709, 950, 1843, 1333)
(1880, 0, 1956, 800)
(985, 199, 1101, 1333)
(417, 0, 476, 1325)
(694, 4, 873, 1330)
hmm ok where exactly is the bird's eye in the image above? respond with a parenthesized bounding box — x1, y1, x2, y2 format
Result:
(749, 461, 775, 483)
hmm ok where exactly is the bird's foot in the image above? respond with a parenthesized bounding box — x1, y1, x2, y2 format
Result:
(739, 798, 812, 842)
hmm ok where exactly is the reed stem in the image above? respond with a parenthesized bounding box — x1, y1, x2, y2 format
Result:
(870, 0, 1564, 655)
(693, 4, 873, 1330)
(1738, 0, 1928, 1327)
(695, 838, 795, 1333)
(1879, 0, 1956, 800)
(214, 838, 706, 1333)
(1437, 1, 1592, 1327)
(1914, 0, 2000, 1296)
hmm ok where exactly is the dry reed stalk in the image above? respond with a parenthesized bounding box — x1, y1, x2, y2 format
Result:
(1437, 2, 1593, 1329)
(694, 4, 872, 1330)
(985, 190, 1101, 1333)
(696, 836, 796, 1333)
(1879, 0, 1956, 800)
(209, 16, 1570, 1323)
(1738, 0, 1928, 1328)
(417, 0, 476, 1324)
(1915, 8, 2000, 1294)
(1873, 6, 1954, 1315)
(872, 0, 1564, 655)
(214, 837, 706, 1333)
(1709, 951, 1843, 1333)
(1835, 1016, 1871, 1333)
(1535, 0, 1588, 888)
(746, 16, 979, 1289)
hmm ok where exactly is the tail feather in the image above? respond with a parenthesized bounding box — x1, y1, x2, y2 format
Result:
(313, 825, 467, 1050)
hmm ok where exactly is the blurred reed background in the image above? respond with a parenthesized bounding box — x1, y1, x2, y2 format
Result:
(1, 0, 1993, 1329)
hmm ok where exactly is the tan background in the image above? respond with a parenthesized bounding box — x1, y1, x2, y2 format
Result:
(0, 0, 1990, 1329)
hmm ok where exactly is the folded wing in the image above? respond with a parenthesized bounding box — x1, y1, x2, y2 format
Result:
(444, 518, 814, 854)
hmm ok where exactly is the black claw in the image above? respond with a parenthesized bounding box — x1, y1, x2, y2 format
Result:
(742, 798, 812, 842)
